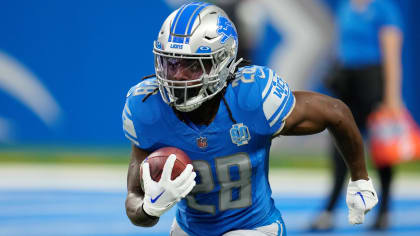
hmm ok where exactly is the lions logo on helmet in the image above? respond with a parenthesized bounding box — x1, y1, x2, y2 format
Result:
(217, 15, 238, 44)
(153, 2, 240, 112)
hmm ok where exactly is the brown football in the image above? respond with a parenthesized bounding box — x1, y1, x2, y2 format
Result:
(140, 147, 193, 190)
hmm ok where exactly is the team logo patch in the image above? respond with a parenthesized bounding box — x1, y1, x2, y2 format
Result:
(216, 16, 238, 44)
(197, 136, 208, 149)
(230, 123, 251, 146)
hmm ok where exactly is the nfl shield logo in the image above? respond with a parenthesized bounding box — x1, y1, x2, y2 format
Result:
(197, 137, 208, 149)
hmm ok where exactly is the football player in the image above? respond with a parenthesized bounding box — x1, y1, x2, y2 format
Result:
(122, 2, 378, 235)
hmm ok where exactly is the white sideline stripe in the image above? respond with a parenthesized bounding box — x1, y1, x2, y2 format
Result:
(0, 164, 127, 191)
(1, 164, 420, 198)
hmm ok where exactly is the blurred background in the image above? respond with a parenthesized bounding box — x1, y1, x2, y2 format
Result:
(1, 0, 419, 235)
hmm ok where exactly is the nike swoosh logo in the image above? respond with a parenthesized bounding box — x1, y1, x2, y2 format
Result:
(151, 191, 165, 203)
(357, 192, 366, 207)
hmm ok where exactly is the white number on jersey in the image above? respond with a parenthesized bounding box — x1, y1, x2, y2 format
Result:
(186, 153, 252, 214)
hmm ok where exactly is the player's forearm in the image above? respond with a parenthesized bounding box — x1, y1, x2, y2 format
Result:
(281, 92, 369, 180)
(327, 100, 369, 181)
(125, 193, 159, 227)
(126, 145, 157, 226)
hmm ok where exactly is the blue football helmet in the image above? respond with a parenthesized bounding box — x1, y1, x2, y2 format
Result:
(153, 2, 240, 112)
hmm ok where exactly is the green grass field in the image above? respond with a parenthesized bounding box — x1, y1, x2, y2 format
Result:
(1, 147, 419, 174)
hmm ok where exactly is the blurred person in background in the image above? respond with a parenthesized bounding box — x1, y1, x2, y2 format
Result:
(311, 0, 403, 231)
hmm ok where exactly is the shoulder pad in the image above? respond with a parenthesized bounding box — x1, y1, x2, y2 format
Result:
(230, 65, 269, 111)
(122, 78, 163, 149)
(230, 65, 295, 135)
(125, 78, 161, 125)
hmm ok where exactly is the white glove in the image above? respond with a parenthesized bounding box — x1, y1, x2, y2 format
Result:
(346, 178, 378, 225)
(141, 154, 196, 217)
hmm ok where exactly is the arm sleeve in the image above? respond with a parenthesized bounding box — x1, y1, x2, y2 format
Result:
(258, 67, 295, 136)
(122, 79, 161, 150)
(122, 99, 141, 147)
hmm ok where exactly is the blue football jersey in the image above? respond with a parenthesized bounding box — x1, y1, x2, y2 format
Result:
(122, 65, 295, 236)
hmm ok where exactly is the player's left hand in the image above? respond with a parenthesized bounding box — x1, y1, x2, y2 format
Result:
(346, 178, 378, 225)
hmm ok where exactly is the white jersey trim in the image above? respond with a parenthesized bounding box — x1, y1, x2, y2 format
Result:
(272, 95, 296, 137)
(123, 111, 137, 139)
(124, 103, 132, 116)
(262, 68, 274, 99)
(268, 92, 291, 127)
(125, 134, 140, 146)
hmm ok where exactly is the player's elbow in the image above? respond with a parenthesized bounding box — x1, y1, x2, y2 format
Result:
(327, 98, 353, 128)
(127, 214, 148, 227)
(126, 206, 157, 227)
(125, 206, 142, 227)
(125, 196, 158, 227)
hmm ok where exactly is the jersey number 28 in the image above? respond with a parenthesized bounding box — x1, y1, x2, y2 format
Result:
(186, 153, 252, 214)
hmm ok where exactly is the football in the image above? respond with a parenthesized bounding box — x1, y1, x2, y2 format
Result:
(140, 147, 192, 189)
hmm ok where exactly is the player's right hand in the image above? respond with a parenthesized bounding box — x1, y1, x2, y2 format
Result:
(141, 154, 196, 217)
